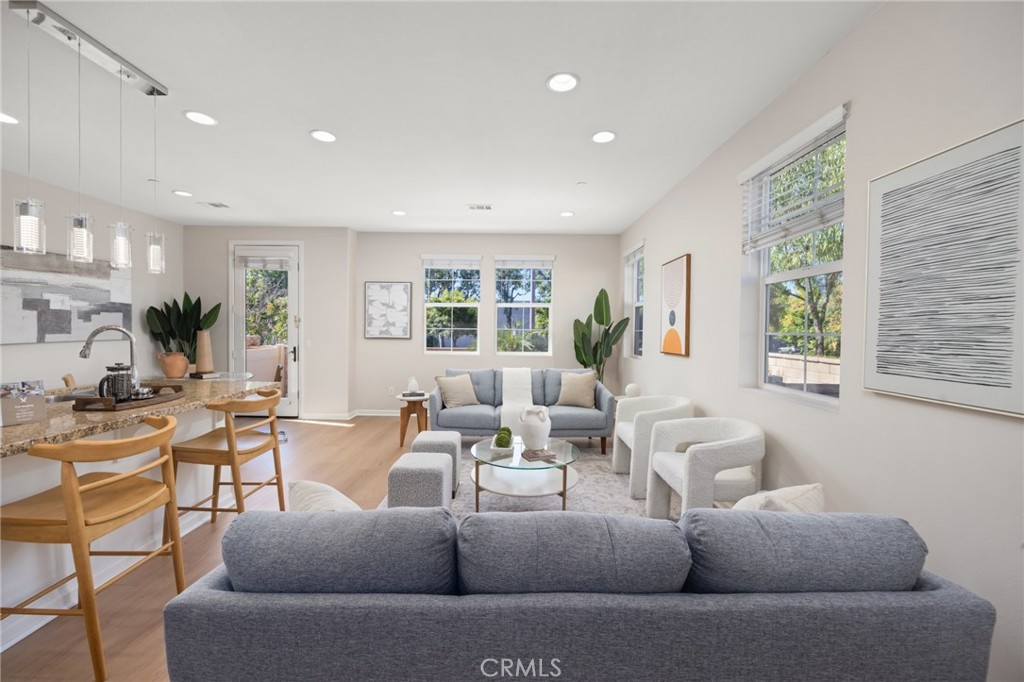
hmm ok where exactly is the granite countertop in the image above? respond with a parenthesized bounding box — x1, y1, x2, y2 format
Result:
(0, 379, 277, 458)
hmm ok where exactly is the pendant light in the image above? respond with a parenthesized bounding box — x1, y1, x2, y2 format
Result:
(147, 96, 165, 274)
(14, 9, 45, 255)
(109, 68, 132, 269)
(68, 34, 93, 263)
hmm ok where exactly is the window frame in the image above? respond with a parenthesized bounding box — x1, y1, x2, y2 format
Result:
(624, 244, 645, 357)
(422, 256, 482, 354)
(494, 257, 554, 356)
(743, 113, 847, 400)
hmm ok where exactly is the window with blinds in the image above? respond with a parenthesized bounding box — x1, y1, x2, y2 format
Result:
(494, 255, 553, 354)
(624, 243, 644, 357)
(423, 255, 481, 352)
(740, 107, 846, 398)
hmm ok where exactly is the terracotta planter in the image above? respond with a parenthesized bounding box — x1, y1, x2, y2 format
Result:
(157, 352, 189, 379)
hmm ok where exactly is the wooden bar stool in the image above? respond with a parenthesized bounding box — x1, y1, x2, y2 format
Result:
(172, 388, 285, 523)
(0, 415, 185, 682)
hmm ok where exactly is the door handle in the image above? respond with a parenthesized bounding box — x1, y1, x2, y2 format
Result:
(291, 346, 298, 362)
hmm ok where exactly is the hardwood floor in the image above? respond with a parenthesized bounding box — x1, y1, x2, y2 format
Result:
(0, 415, 410, 682)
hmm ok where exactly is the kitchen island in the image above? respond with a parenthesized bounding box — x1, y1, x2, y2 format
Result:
(0, 377, 274, 458)
(0, 377, 279, 653)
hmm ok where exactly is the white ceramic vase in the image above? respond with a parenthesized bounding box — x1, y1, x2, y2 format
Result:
(519, 405, 551, 450)
(407, 376, 419, 393)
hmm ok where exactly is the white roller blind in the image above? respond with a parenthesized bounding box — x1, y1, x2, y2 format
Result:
(236, 255, 290, 270)
(741, 124, 846, 255)
(494, 255, 555, 269)
(422, 254, 481, 269)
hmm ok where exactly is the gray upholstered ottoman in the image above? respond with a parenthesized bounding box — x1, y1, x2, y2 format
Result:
(411, 430, 461, 495)
(387, 452, 453, 508)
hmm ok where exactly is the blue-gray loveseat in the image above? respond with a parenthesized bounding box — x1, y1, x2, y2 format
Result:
(164, 508, 995, 682)
(428, 368, 615, 452)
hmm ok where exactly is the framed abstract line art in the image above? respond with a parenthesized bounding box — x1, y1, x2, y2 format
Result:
(365, 281, 412, 339)
(661, 253, 690, 356)
(865, 120, 1023, 417)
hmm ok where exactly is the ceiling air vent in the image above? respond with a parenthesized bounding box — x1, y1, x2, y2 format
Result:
(467, 204, 492, 211)
(200, 202, 231, 209)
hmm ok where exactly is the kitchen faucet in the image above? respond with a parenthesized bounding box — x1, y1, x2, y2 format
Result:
(80, 325, 141, 393)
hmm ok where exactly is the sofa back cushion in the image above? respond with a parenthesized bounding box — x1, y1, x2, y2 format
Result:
(542, 368, 593, 406)
(680, 509, 927, 593)
(458, 511, 691, 594)
(446, 369, 497, 405)
(222, 508, 458, 594)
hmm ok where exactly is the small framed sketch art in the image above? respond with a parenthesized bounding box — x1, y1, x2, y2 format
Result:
(661, 254, 691, 356)
(365, 281, 412, 339)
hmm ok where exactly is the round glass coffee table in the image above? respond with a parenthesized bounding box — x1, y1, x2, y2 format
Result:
(470, 436, 580, 511)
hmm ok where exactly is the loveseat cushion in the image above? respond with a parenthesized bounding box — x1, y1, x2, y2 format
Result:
(680, 509, 927, 594)
(221, 508, 458, 594)
(436, 404, 499, 430)
(547, 405, 609, 430)
(458, 511, 690, 594)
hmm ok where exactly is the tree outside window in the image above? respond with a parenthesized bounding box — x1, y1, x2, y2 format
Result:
(425, 266, 480, 351)
(496, 267, 551, 353)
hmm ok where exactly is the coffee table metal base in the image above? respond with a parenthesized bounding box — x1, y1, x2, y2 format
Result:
(472, 461, 580, 511)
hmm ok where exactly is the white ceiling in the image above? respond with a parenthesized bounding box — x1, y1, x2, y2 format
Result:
(1, 2, 877, 234)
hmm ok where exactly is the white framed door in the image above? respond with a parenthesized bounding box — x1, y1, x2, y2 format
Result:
(229, 243, 301, 417)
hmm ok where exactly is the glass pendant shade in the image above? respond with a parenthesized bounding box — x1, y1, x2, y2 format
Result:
(146, 232, 165, 274)
(109, 221, 132, 269)
(14, 199, 46, 254)
(67, 214, 94, 262)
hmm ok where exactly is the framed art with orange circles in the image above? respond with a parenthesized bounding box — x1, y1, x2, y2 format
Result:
(661, 253, 690, 356)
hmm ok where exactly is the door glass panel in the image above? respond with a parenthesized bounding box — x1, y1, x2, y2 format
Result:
(244, 266, 290, 397)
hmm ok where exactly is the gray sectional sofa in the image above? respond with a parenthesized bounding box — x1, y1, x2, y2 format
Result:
(164, 508, 995, 682)
(428, 368, 615, 451)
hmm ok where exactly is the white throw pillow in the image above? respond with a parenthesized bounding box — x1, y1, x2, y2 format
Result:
(288, 480, 361, 512)
(435, 373, 480, 407)
(732, 483, 825, 513)
(556, 371, 596, 408)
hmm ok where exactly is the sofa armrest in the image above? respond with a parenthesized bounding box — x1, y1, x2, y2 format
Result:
(428, 387, 443, 430)
(595, 381, 615, 425)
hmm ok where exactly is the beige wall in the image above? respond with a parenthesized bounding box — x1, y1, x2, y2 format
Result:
(618, 3, 1023, 678)
(181, 226, 352, 418)
(0, 171, 184, 387)
(351, 232, 621, 412)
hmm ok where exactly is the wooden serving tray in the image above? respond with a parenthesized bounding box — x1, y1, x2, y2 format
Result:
(72, 385, 185, 412)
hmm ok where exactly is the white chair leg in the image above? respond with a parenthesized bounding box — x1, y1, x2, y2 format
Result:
(629, 448, 649, 500)
(645, 467, 672, 519)
(611, 436, 631, 474)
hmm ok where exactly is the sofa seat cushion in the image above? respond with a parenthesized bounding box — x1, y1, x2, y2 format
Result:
(681, 509, 927, 594)
(222, 508, 458, 594)
(436, 404, 499, 430)
(458, 511, 690, 594)
(547, 405, 608, 430)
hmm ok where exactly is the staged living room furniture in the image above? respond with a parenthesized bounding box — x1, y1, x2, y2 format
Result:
(470, 436, 580, 511)
(428, 368, 615, 452)
(164, 507, 995, 682)
(647, 417, 765, 518)
(611, 394, 694, 499)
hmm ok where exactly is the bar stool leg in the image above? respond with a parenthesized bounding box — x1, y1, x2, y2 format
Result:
(230, 460, 246, 514)
(68, 534, 106, 682)
(211, 465, 222, 523)
(272, 440, 286, 511)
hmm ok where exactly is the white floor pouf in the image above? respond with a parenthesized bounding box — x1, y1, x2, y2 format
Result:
(411, 431, 462, 496)
(388, 452, 453, 509)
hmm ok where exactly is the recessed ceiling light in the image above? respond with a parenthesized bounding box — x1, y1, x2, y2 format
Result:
(560, 211, 575, 218)
(592, 131, 616, 144)
(310, 129, 337, 143)
(171, 189, 194, 197)
(0, 113, 18, 125)
(547, 73, 579, 93)
(391, 210, 406, 216)
(184, 111, 218, 126)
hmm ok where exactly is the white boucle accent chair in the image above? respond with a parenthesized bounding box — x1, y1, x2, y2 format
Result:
(646, 417, 765, 519)
(612, 395, 694, 499)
